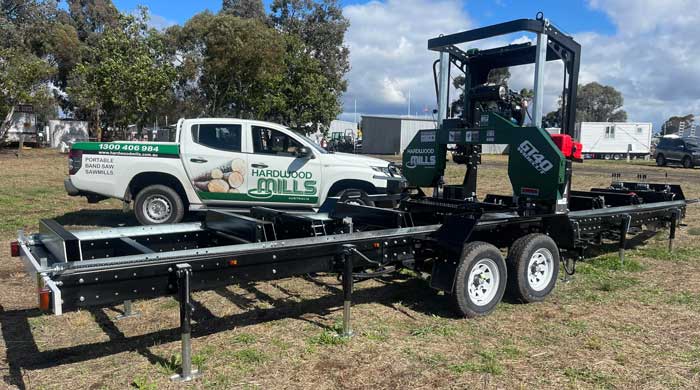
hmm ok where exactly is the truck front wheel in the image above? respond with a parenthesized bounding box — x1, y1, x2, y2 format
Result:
(134, 184, 185, 225)
(337, 189, 374, 206)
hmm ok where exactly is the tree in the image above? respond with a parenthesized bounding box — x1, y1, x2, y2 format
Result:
(0, 47, 55, 117)
(0, 0, 59, 120)
(661, 114, 694, 135)
(67, 0, 120, 42)
(270, 0, 349, 131)
(267, 34, 338, 133)
(544, 82, 627, 127)
(221, 0, 266, 20)
(68, 8, 176, 134)
(575, 82, 627, 122)
(171, 11, 284, 118)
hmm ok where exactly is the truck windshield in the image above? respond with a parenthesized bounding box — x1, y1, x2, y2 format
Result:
(293, 131, 328, 154)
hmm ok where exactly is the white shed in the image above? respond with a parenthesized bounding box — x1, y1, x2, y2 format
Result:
(574, 122, 652, 159)
(2, 105, 37, 144)
(360, 115, 436, 154)
(48, 120, 89, 149)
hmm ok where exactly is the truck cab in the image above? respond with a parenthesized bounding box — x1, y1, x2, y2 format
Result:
(66, 118, 403, 225)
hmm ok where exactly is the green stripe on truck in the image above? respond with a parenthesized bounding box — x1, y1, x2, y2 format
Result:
(198, 192, 318, 204)
(72, 142, 180, 158)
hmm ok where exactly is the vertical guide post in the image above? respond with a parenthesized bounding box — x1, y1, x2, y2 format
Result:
(532, 30, 548, 128)
(434, 51, 450, 198)
(436, 51, 450, 126)
(171, 263, 200, 382)
(341, 244, 355, 338)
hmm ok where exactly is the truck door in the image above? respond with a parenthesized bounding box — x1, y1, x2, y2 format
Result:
(181, 122, 249, 205)
(246, 125, 322, 206)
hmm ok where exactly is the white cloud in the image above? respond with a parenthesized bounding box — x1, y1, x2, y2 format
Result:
(341, 0, 700, 130)
(581, 0, 700, 128)
(342, 0, 472, 118)
(148, 13, 178, 31)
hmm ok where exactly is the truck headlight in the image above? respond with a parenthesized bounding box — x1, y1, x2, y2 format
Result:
(371, 166, 391, 176)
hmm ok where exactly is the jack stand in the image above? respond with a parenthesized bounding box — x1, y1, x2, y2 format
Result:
(116, 300, 140, 320)
(669, 210, 679, 253)
(341, 244, 355, 338)
(618, 215, 632, 266)
(171, 263, 200, 382)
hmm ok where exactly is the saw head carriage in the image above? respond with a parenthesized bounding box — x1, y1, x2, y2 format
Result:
(403, 13, 582, 216)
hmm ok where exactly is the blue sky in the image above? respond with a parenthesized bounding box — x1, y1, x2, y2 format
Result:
(113, 0, 616, 34)
(110, 0, 700, 130)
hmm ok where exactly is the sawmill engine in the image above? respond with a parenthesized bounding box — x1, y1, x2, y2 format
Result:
(452, 82, 528, 164)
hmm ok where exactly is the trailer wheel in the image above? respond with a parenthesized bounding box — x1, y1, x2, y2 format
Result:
(134, 184, 185, 225)
(506, 233, 559, 303)
(656, 154, 666, 166)
(450, 242, 507, 318)
(682, 156, 694, 169)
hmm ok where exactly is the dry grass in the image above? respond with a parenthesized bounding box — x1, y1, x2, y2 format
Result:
(1, 150, 699, 389)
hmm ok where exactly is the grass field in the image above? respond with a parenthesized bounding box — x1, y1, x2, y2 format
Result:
(1, 149, 699, 389)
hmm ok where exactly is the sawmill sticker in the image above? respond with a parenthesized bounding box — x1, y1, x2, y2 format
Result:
(192, 158, 246, 194)
(84, 156, 114, 175)
(249, 169, 317, 199)
(517, 140, 554, 174)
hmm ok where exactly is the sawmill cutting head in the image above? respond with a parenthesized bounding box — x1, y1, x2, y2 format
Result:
(402, 14, 582, 215)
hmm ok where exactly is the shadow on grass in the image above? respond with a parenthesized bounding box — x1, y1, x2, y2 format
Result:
(0, 276, 450, 389)
(582, 230, 661, 259)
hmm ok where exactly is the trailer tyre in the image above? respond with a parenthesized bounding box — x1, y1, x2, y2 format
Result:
(450, 242, 507, 318)
(134, 184, 185, 225)
(506, 233, 559, 303)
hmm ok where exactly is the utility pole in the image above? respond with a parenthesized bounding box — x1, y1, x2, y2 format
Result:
(407, 91, 411, 116)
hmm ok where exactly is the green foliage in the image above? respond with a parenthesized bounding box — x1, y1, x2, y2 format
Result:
(68, 8, 176, 131)
(563, 367, 613, 388)
(0, 47, 55, 114)
(1, 0, 350, 137)
(308, 329, 348, 345)
(131, 376, 158, 390)
(576, 82, 627, 122)
(449, 351, 504, 375)
(222, 0, 266, 20)
(232, 348, 267, 364)
(172, 12, 284, 118)
(544, 81, 627, 126)
(270, 0, 349, 133)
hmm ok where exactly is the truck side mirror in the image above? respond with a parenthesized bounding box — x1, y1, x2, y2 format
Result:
(297, 146, 312, 159)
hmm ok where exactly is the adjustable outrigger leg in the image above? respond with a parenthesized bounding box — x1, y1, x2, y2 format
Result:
(171, 263, 200, 382)
(341, 244, 355, 338)
(619, 214, 632, 265)
(116, 300, 139, 320)
(669, 209, 679, 253)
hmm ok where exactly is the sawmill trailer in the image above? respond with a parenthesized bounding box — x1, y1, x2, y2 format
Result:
(11, 15, 693, 381)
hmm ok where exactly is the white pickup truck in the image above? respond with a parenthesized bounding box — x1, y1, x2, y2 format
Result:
(65, 118, 403, 225)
